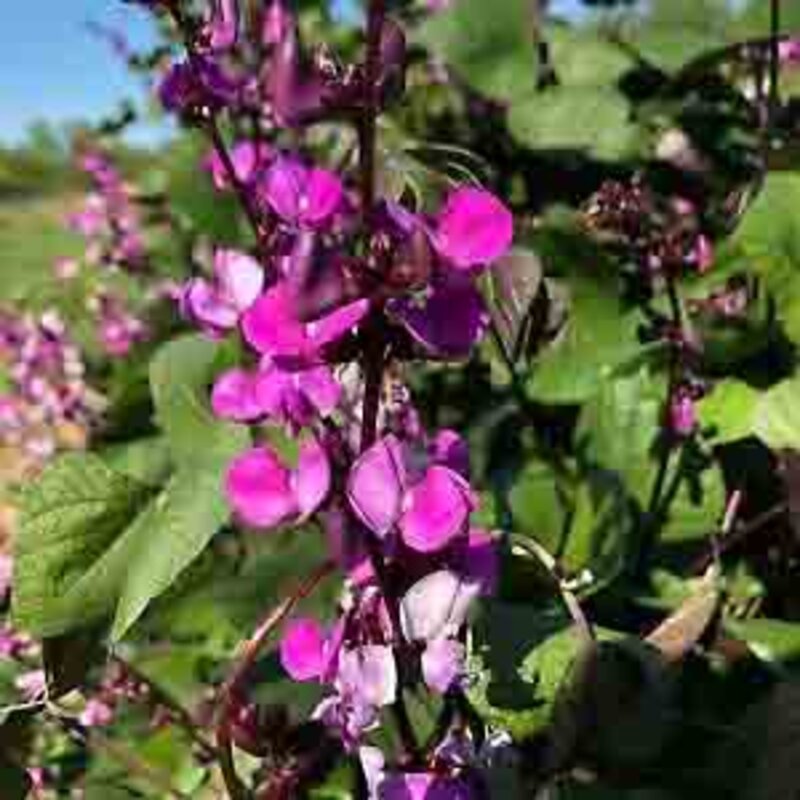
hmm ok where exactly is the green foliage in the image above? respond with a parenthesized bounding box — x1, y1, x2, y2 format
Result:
(13, 336, 248, 640)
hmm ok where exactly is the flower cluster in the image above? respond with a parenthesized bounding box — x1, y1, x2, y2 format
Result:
(0, 309, 101, 463)
(149, 0, 515, 792)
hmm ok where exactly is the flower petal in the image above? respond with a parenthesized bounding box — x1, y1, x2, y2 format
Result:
(434, 187, 514, 269)
(400, 569, 479, 642)
(242, 284, 307, 357)
(280, 617, 326, 681)
(294, 437, 331, 518)
(347, 435, 408, 537)
(298, 365, 341, 416)
(422, 637, 466, 694)
(307, 298, 370, 350)
(225, 446, 297, 528)
(399, 466, 473, 553)
(211, 368, 264, 421)
(215, 248, 264, 312)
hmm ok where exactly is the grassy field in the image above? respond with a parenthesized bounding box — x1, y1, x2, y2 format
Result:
(0, 194, 82, 302)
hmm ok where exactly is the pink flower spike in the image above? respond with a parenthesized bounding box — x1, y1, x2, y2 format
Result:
(280, 618, 326, 681)
(431, 429, 470, 477)
(214, 249, 264, 312)
(337, 645, 397, 708)
(211, 368, 264, 422)
(422, 638, 466, 694)
(399, 466, 473, 553)
(225, 446, 297, 528)
(347, 435, 409, 537)
(434, 187, 514, 269)
(185, 278, 239, 332)
(294, 438, 332, 519)
(261, 157, 343, 228)
(80, 698, 114, 728)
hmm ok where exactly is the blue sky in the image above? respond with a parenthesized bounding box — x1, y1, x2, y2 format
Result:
(0, 0, 584, 147)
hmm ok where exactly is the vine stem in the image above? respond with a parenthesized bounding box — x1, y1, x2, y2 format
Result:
(354, 0, 421, 763)
(167, 3, 265, 246)
(215, 560, 335, 800)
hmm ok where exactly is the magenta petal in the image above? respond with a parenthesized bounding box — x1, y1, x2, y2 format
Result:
(307, 299, 370, 350)
(434, 187, 514, 269)
(400, 466, 473, 553)
(262, 157, 306, 222)
(211, 368, 264, 421)
(347, 435, 408, 537)
(225, 446, 297, 528)
(242, 285, 307, 357)
(298, 365, 341, 416)
(253, 361, 293, 417)
(393, 274, 489, 357)
(280, 618, 326, 681)
(301, 168, 344, 226)
(186, 279, 238, 331)
(400, 569, 479, 642)
(214, 248, 264, 312)
(422, 638, 465, 694)
(379, 774, 437, 800)
(460, 528, 499, 595)
(294, 438, 331, 518)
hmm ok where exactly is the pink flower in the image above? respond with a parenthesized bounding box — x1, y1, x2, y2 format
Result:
(421, 637, 466, 694)
(258, 157, 344, 229)
(203, 140, 272, 190)
(242, 283, 369, 361)
(15, 670, 46, 701)
(780, 38, 800, 66)
(79, 698, 114, 728)
(262, 0, 294, 46)
(433, 187, 514, 270)
(182, 248, 264, 337)
(347, 435, 476, 552)
(225, 439, 331, 529)
(670, 388, 696, 437)
(280, 618, 327, 681)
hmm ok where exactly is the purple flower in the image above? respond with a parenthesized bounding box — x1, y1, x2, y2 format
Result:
(670, 388, 696, 437)
(256, 361, 342, 428)
(421, 637, 466, 694)
(158, 57, 239, 115)
(203, 140, 272, 191)
(211, 368, 264, 422)
(80, 698, 115, 728)
(780, 38, 800, 66)
(378, 772, 475, 800)
(281, 618, 327, 681)
(400, 570, 479, 643)
(224, 438, 331, 528)
(433, 187, 513, 270)
(391, 271, 490, 358)
(258, 156, 344, 229)
(201, 0, 239, 52)
(347, 435, 476, 552)
(261, 0, 293, 45)
(181, 248, 264, 337)
(242, 283, 369, 362)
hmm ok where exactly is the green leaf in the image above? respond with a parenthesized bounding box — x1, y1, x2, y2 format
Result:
(149, 334, 244, 471)
(732, 173, 800, 345)
(14, 336, 249, 640)
(527, 277, 644, 404)
(508, 86, 642, 161)
(13, 454, 153, 636)
(577, 369, 725, 545)
(726, 618, 800, 669)
(110, 469, 233, 640)
(416, 0, 535, 103)
(0, 757, 31, 800)
(467, 602, 583, 740)
(699, 376, 800, 450)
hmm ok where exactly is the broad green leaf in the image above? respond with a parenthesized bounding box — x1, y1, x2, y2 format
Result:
(699, 375, 800, 451)
(732, 173, 800, 344)
(149, 334, 244, 470)
(0, 758, 31, 800)
(416, 0, 535, 103)
(110, 469, 233, 640)
(577, 369, 725, 545)
(508, 87, 642, 161)
(13, 454, 153, 636)
(467, 602, 584, 740)
(726, 618, 800, 669)
(527, 277, 644, 404)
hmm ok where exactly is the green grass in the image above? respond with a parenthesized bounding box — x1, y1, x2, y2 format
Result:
(0, 195, 83, 302)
